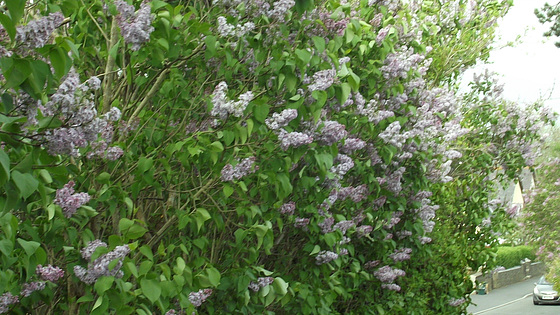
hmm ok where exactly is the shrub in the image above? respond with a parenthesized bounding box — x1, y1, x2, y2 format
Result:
(496, 246, 537, 269)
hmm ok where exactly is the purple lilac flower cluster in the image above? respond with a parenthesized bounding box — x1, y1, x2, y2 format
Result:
(115, 1, 155, 51)
(16, 12, 65, 48)
(294, 217, 310, 230)
(0, 292, 18, 314)
(54, 181, 91, 218)
(317, 120, 347, 145)
(333, 220, 355, 235)
(340, 137, 366, 153)
(36, 264, 64, 282)
(315, 250, 338, 265)
(307, 69, 337, 92)
(20, 282, 46, 297)
(265, 109, 298, 130)
(217, 16, 255, 37)
(381, 46, 430, 81)
(220, 157, 258, 181)
(279, 201, 296, 215)
(210, 81, 254, 120)
(330, 154, 354, 177)
(389, 248, 412, 262)
(278, 130, 313, 150)
(318, 216, 334, 233)
(267, 0, 296, 21)
(356, 225, 373, 237)
(248, 277, 274, 292)
(38, 70, 122, 159)
(374, 265, 405, 291)
(188, 289, 213, 307)
(448, 297, 466, 307)
(74, 240, 130, 284)
(338, 185, 368, 203)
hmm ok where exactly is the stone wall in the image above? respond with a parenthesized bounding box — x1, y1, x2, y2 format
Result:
(475, 261, 545, 292)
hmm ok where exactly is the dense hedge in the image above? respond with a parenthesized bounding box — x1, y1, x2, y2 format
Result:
(495, 246, 537, 269)
(0, 0, 554, 314)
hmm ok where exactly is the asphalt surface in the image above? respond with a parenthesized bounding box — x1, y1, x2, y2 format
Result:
(468, 276, 560, 315)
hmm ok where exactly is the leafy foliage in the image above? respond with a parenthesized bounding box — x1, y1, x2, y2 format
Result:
(0, 0, 553, 314)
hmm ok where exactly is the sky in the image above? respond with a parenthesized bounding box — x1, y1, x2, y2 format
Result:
(460, 0, 560, 113)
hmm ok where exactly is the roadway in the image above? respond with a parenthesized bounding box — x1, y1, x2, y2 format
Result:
(468, 276, 560, 315)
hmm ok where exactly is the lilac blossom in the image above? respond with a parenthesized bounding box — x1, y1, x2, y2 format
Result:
(307, 69, 337, 92)
(330, 154, 354, 176)
(278, 130, 313, 150)
(338, 185, 369, 203)
(54, 181, 91, 218)
(340, 137, 366, 153)
(115, 1, 155, 51)
(356, 225, 373, 237)
(374, 265, 405, 283)
(419, 236, 432, 244)
(318, 217, 335, 233)
(105, 146, 124, 160)
(265, 109, 298, 130)
(221, 157, 258, 181)
(378, 121, 406, 149)
(20, 281, 46, 297)
(16, 12, 65, 48)
(396, 230, 412, 239)
(294, 217, 310, 229)
(249, 277, 274, 292)
(217, 16, 255, 37)
(211, 82, 254, 120)
(364, 260, 380, 269)
(0, 292, 19, 314)
(389, 248, 412, 262)
(189, 289, 213, 307)
(333, 220, 355, 235)
(267, 0, 295, 21)
(316, 250, 338, 265)
(36, 264, 64, 282)
(74, 241, 130, 284)
(382, 283, 401, 291)
(318, 120, 347, 145)
(280, 201, 296, 215)
(448, 297, 466, 307)
(376, 25, 392, 44)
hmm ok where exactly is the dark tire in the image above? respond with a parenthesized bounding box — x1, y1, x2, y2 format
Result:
(533, 300, 539, 305)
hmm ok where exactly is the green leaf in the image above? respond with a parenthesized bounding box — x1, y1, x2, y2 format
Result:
(223, 184, 234, 198)
(3, 58, 32, 90)
(139, 245, 153, 261)
(0, 13, 16, 40)
(253, 104, 270, 123)
(5, 0, 25, 25)
(0, 238, 14, 256)
(339, 83, 351, 105)
(0, 149, 10, 185)
(141, 278, 161, 303)
(206, 267, 221, 286)
(295, 49, 312, 65)
(137, 157, 154, 174)
(17, 238, 40, 256)
(210, 141, 224, 152)
(96, 172, 111, 184)
(94, 276, 114, 295)
(49, 47, 68, 79)
(312, 36, 326, 53)
(11, 170, 39, 199)
(193, 208, 211, 232)
(119, 218, 134, 233)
